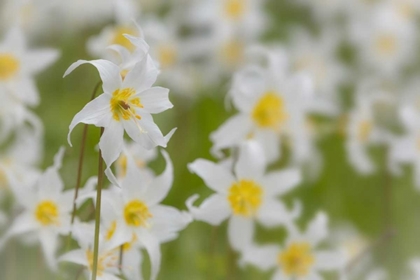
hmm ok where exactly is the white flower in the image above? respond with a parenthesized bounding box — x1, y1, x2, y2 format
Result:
(80, 150, 191, 280)
(187, 141, 301, 252)
(115, 140, 157, 181)
(59, 222, 123, 280)
(241, 212, 344, 280)
(408, 259, 420, 280)
(0, 26, 60, 106)
(211, 48, 315, 164)
(0, 148, 71, 271)
(389, 105, 420, 188)
(64, 54, 176, 177)
(345, 88, 391, 174)
(0, 124, 42, 191)
(349, 5, 416, 77)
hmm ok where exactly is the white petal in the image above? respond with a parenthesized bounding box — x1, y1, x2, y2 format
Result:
(234, 141, 266, 180)
(68, 94, 112, 146)
(188, 159, 235, 193)
(99, 121, 124, 167)
(122, 249, 143, 280)
(305, 212, 329, 246)
(24, 49, 60, 74)
(254, 130, 281, 164)
(150, 205, 192, 243)
(0, 213, 38, 249)
(257, 199, 301, 228)
(123, 56, 159, 93)
(314, 250, 345, 270)
(143, 150, 173, 205)
(58, 249, 88, 266)
(63, 59, 122, 94)
(186, 194, 231, 225)
(138, 230, 161, 280)
(39, 229, 59, 271)
(262, 169, 301, 197)
(13, 77, 39, 106)
(138, 87, 173, 114)
(241, 244, 279, 271)
(210, 114, 253, 157)
(228, 216, 254, 252)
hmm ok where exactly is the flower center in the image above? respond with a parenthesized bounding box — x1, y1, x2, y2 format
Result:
(357, 120, 372, 142)
(86, 249, 117, 276)
(111, 26, 138, 51)
(228, 180, 263, 217)
(0, 53, 20, 80)
(158, 45, 177, 69)
(35, 200, 59, 226)
(252, 92, 288, 129)
(278, 242, 315, 277)
(110, 88, 143, 121)
(375, 34, 397, 57)
(124, 200, 152, 227)
(224, 0, 245, 19)
(221, 40, 244, 66)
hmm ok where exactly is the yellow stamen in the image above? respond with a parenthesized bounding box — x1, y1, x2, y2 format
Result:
(0, 53, 19, 80)
(124, 200, 152, 227)
(375, 34, 397, 57)
(252, 91, 288, 129)
(357, 120, 372, 142)
(110, 88, 143, 121)
(224, 0, 245, 20)
(158, 45, 177, 69)
(35, 200, 59, 226)
(86, 249, 118, 276)
(111, 26, 138, 52)
(105, 220, 117, 240)
(278, 242, 315, 277)
(228, 180, 263, 217)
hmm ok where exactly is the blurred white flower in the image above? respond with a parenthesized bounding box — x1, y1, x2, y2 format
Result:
(64, 54, 175, 178)
(80, 150, 191, 280)
(349, 5, 416, 77)
(187, 141, 301, 252)
(0, 148, 71, 271)
(0, 26, 60, 106)
(211, 48, 315, 164)
(241, 212, 344, 280)
(59, 222, 123, 280)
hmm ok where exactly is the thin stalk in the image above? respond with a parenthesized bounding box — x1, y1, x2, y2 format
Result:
(119, 245, 124, 274)
(92, 128, 105, 280)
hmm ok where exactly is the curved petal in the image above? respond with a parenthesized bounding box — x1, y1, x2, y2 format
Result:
(186, 194, 231, 226)
(188, 159, 235, 193)
(227, 216, 254, 252)
(262, 168, 301, 197)
(68, 94, 112, 146)
(58, 249, 88, 266)
(123, 56, 159, 93)
(210, 114, 253, 157)
(14, 77, 39, 106)
(257, 199, 301, 228)
(144, 151, 173, 205)
(305, 212, 329, 246)
(39, 229, 59, 271)
(64, 59, 122, 94)
(138, 87, 173, 114)
(99, 121, 124, 167)
(24, 49, 60, 74)
(234, 141, 266, 181)
(138, 230, 161, 280)
(240, 244, 279, 271)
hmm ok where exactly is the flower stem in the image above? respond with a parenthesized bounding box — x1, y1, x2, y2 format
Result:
(92, 127, 104, 280)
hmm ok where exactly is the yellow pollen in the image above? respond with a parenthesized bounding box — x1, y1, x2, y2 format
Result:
(375, 34, 397, 57)
(105, 220, 117, 240)
(117, 155, 128, 178)
(158, 45, 177, 69)
(86, 249, 117, 276)
(221, 40, 244, 67)
(122, 234, 138, 251)
(224, 0, 245, 20)
(252, 92, 288, 129)
(110, 88, 143, 121)
(0, 53, 19, 80)
(124, 200, 152, 227)
(278, 242, 315, 277)
(35, 200, 59, 226)
(228, 180, 263, 217)
(111, 26, 138, 51)
(357, 120, 372, 142)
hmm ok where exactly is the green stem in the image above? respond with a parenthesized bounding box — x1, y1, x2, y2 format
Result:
(92, 128, 104, 280)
